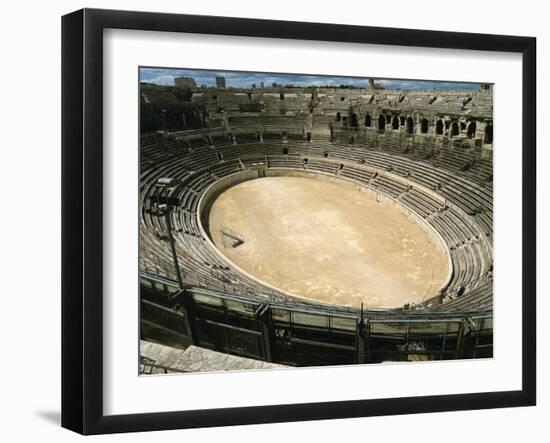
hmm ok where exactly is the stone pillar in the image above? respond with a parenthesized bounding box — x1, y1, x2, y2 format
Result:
(255, 305, 273, 362)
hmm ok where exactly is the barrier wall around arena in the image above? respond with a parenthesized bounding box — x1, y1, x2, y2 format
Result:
(140, 273, 493, 366)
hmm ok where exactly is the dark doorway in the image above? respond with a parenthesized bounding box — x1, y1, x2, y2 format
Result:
(406, 117, 414, 134)
(467, 121, 477, 139)
(378, 115, 386, 131)
(392, 116, 399, 130)
(350, 113, 358, 128)
(420, 118, 429, 134)
(365, 114, 371, 127)
(450, 121, 459, 137)
(436, 119, 444, 135)
(336, 112, 341, 122)
(484, 123, 493, 144)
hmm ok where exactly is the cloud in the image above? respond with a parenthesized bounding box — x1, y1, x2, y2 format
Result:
(146, 74, 176, 86)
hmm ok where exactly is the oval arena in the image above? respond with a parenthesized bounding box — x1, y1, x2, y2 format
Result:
(140, 84, 493, 368)
(205, 174, 451, 309)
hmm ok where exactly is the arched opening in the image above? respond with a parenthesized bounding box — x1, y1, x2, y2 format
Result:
(467, 121, 477, 139)
(420, 118, 429, 134)
(386, 114, 392, 124)
(350, 113, 358, 128)
(484, 123, 493, 144)
(400, 116, 406, 126)
(406, 117, 414, 134)
(365, 114, 371, 127)
(378, 115, 386, 131)
(460, 122, 467, 131)
(391, 116, 399, 130)
(436, 119, 444, 135)
(450, 121, 459, 137)
(336, 112, 341, 122)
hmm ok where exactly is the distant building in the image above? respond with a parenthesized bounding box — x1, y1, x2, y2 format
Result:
(480, 83, 492, 91)
(175, 77, 196, 89)
(272, 82, 277, 88)
(260, 82, 264, 88)
(216, 76, 226, 88)
(252, 83, 256, 88)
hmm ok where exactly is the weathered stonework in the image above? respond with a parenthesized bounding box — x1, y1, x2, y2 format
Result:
(140, 341, 287, 373)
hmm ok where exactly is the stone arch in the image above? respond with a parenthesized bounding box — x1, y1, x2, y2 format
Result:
(436, 119, 444, 135)
(378, 114, 386, 131)
(484, 122, 493, 144)
(450, 121, 459, 137)
(365, 114, 372, 127)
(467, 121, 477, 139)
(391, 115, 399, 130)
(406, 116, 415, 134)
(420, 118, 429, 134)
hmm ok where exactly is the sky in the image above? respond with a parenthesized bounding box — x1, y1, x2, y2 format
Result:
(140, 67, 481, 90)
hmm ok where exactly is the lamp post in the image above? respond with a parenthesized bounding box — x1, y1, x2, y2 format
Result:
(148, 177, 184, 289)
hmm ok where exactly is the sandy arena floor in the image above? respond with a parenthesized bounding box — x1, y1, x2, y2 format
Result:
(207, 176, 449, 308)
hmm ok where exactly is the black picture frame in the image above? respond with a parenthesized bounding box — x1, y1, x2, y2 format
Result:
(61, 8, 537, 435)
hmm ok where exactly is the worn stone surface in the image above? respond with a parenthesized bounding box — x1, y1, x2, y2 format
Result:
(140, 341, 286, 374)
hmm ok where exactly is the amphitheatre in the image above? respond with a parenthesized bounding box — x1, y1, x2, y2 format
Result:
(139, 77, 494, 372)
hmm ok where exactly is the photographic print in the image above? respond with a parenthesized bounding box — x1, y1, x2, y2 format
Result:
(138, 67, 493, 375)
